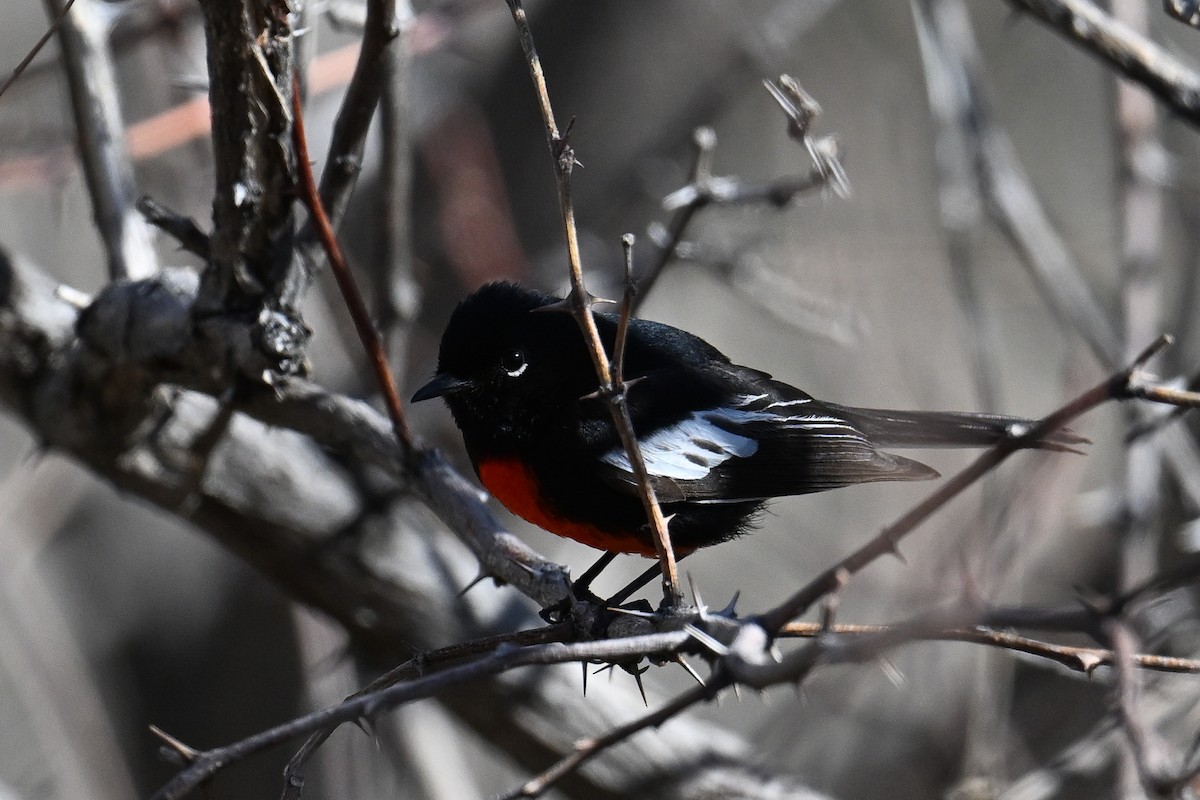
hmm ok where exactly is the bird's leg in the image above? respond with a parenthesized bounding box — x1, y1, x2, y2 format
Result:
(606, 554, 690, 608)
(539, 551, 617, 624)
(571, 551, 617, 601)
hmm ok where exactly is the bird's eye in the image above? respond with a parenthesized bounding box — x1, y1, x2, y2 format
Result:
(500, 349, 527, 378)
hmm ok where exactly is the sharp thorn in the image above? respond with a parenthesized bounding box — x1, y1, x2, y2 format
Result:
(633, 670, 649, 707)
(683, 623, 729, 657)
(458, 571, 491, 598)
(674, 655, 706, 686)
(718, 591, 741, 618)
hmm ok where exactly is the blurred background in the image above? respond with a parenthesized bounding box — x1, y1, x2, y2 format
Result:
(2, 1, 1200, 798)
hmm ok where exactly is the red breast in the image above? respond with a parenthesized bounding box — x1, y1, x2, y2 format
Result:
(475, 457, 657, 556)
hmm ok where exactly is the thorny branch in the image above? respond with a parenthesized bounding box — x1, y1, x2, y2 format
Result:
(146, 332, 1200, 799)
(503, 0, 681, 605)
(150, 631, 693, 800)
(758, 336, 1174, 632)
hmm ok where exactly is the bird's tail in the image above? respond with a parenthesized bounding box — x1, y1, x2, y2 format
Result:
(824, 404, 1087, 453)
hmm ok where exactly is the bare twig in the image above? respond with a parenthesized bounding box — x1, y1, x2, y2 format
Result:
(0, 0, 77, 101)
(780, 621, 1200, 674)
(292, 0, 399, 309)
(46, 0, 157, 281)
(633, 126, 716, 312)
(136, 195, 210, 261)
(504, 682, 714, 800)
(1003, 0, 1200, 127)
(503, 0, 681, 605)
(1110, 620, 1181, 793)
(912, 0, 1000, 412)
(636, 78, 848, 310)
(758, 336, 1174, 632)
(195, 1, 297, 309)
(292, 78, 415, 451)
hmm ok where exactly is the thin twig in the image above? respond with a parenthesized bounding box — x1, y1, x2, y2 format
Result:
(503, 683, 715, 800)
(135, 195, 210, 260)
(636, 79, 848, 310)
(292, 76, 415, 452)
(779, 621, 1200, 674)
(633, 127, 715, 313)
(912, 0, 1000, 412)
(314, 0, 398, 227)
(502, 0, 681, 605)
(0, 0, 77, 101)
(1110, 620, 1180, 793)
(281, 623, 571, 799)
(1003, 0, 1200, 127)
(757, 336, 1174, 632)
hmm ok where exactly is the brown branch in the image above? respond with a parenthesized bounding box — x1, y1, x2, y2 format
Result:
(292, 78, 415, 452)
(1003, 0, 1200, 127)
(0, 0, 76, 101)
(288, 0, 399, 309)
(502, 0, 681, 605)
(780, 621, 1200, 674)
(757, 336, 1174, 632)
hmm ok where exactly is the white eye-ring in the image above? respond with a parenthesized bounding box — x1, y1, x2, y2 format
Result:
(501, 349, 527, 378)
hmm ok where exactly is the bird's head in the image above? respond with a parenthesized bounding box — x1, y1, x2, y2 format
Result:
(412, 281, 602, 448)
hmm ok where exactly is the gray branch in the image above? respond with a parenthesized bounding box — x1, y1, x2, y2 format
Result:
(46, 0, 157, 281)
(1003, 0, 1200, 126)
(0, 248, 828, 800)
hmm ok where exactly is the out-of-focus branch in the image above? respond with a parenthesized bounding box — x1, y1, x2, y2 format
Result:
(0, 0, 76, 101)
(46, 0, 157, 281)
(1003, 0, 1200, 127)
(377, 1, 418, 365)
(636, 78, 848, 312)
(781, 620, 1200, 674)
(289, 0, 399, 309)
(912, 0, 1000, 412)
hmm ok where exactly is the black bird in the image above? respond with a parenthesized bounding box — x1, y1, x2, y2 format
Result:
(414, 281, 1080, 558)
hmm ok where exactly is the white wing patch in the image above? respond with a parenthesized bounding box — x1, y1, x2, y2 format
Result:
(600, 412, 759, 480)
(601, 406, 866, 481)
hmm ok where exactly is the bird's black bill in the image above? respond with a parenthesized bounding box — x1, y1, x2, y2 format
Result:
(411, 373, 473, 402)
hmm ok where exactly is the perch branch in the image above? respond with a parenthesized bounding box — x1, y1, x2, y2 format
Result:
(503, 0, 680, 605)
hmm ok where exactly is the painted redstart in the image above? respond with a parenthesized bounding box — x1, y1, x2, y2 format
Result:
(413, 281, 1082, 560)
